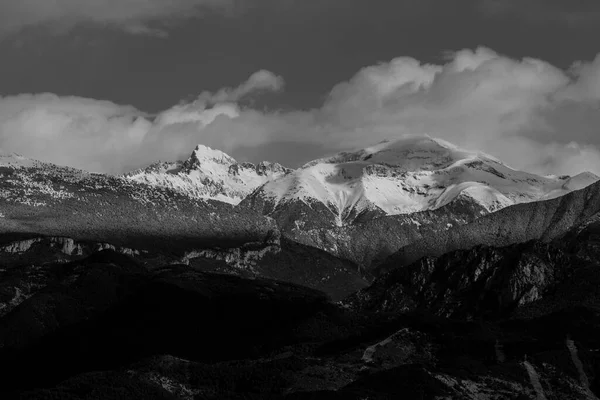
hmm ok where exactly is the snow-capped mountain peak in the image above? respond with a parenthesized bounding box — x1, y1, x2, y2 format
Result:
(246, 135, 599, 225)
(185, 144, 237, 168)
(124, 144, 291, 205)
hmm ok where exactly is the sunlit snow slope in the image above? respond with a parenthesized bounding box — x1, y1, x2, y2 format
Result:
(250, 135, 599, 224)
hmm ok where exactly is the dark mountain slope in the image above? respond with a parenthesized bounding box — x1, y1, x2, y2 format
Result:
(241, 193, 488, 271)
(379, 179, 600, 274)
(0, 251, 348, 394)
(0, 234, 367, 306)
(349, 187, 600, 323)
(349, 241, 575, 319)
(187, 237, 368, 301)
(4, 247, 600, 398)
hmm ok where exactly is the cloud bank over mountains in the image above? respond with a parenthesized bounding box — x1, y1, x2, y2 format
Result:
(1, 47, 600, 176)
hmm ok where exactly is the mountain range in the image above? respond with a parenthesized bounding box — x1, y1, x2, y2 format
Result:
(3, 136, 600, 399)
(125, 135, 598, 222)
(246, 136, 596, 221)
(118, 136, 599, 270)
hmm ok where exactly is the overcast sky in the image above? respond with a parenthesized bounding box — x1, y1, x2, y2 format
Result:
(1, 0, 600, 176)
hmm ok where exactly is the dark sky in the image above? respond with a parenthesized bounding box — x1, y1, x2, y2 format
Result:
(1, 0, 599, 113)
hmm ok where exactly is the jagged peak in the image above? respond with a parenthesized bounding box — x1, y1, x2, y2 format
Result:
(187, 144, 237, 167)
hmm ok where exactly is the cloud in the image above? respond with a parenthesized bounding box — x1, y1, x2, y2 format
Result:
(195, 70, 285, 105)
(0, 0, 234, 36)
(2, 47, 600, 177)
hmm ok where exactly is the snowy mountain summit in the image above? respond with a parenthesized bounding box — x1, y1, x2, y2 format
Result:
(124, 144, 291, 204)
(246, 135, 599, 225)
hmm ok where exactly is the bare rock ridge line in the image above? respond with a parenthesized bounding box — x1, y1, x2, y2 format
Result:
(0, 233, 282, 270)
(181, 230, 282, 269)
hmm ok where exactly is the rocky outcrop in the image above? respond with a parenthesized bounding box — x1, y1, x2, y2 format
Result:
(0, 224, 366, 302)
(181, 228, 282, 270)
(348, 241, 573, 319)
(0, 236, 142, 257)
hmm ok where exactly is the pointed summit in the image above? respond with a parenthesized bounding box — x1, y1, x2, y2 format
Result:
(185, 144, 237, 169)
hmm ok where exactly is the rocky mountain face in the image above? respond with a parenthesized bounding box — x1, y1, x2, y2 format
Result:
(332, 213, 600, 398)
(124, 144, 291, 204)
(267, 195, 490, 271)
(348, 241, 574, 319)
